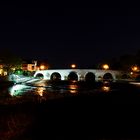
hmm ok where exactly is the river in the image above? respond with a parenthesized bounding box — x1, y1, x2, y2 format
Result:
(1, 80, 140, 139)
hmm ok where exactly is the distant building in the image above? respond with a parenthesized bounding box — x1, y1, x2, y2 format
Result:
(0, 64, 2, 69)
(0, 64, 3, 75)
(0, 63, 7, 76)
(0, 59, 49, 75)
(22, 60, 39, 71)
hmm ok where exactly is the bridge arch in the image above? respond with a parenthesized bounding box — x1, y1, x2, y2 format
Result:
(34, 69, 123, 82)
(68, 71, 78, 81)
(85, 72, 95, 82)
(35, 73, 44, 79)
(103, 73, 113, 81)
(50, 72, 61, 81)
(121, 74, 130, 79)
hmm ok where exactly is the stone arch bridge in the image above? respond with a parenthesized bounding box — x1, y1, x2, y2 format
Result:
(34, 69, 128, 82)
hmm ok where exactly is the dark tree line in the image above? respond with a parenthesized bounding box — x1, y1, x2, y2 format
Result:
(0, 49, 22, 74)
(107, 50, 140, 71)
(1, 48, 140, 73)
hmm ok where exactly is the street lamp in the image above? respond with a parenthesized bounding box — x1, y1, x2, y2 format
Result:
(102, 64, 109, 70)
(132, 66, 138, 72)
(71, 64, 76, 69)
(40, 65, 45, 70)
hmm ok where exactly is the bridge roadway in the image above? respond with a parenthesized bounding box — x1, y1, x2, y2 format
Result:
(34, 69, 127, 82)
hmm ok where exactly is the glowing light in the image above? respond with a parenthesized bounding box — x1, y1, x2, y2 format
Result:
(102, 64, 109, 70)
(12, 68, 15, 71)
(0, 69, 3, 75)
(68, 84, 78, 94)
(102, 86, 110, 92)
(40, 65, 45, 70)
(132, 66, 138, 72)
(69, 90, 77, 94)
(130, 82, 140, 85)
(130, 72, 133, 75)
(71, 64, 76, 69)
(36, 87, 44, 96)
(9, 84, 27, 96)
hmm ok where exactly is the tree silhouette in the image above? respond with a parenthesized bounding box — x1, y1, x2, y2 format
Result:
(117, 54, 135, 71)
(0, 48, 22, 74)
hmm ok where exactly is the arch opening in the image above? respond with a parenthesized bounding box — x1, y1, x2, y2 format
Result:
(103, 73, 113, 81)
(68, 72, 78, 81)
(50, 72, 61, 81)
(121, 74, 130, 79)
(85, 72, 95, 82)
(35, 73, 44, 79)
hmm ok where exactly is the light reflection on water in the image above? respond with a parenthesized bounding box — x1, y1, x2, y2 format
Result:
(68, 84, 78, 94)
(9, 84, 35, 96)
(8, 80, 112, 97)
(36, 87, 45, 96)
(101, 86, 111, 92)
(9, 84, 48, 97)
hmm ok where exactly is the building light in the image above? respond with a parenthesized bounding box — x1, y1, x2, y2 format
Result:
(0, 69, 3, 75)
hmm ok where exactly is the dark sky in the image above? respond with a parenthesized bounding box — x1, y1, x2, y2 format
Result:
(1, 5, 140, 68)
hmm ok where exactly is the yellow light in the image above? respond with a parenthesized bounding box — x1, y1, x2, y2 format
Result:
(12, 68, 15, 71)
(102, 86, 110, 92)
(102, 64, 109, 70)
(132, 66, 138, 71)
(71, 64, 76, 69)
(69, 84, 78, 94)
(36, 87, 44, 96)
(40, 65, 45, 70)
(0, 69, 2, 75)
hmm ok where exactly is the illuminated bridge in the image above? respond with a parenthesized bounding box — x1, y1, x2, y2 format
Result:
(34, 69, 128, 82)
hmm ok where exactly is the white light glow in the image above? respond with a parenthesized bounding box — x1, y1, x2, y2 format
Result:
(9, 84, 28, 96)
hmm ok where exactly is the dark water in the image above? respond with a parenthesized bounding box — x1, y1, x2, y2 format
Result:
(1, 80, 140, 139)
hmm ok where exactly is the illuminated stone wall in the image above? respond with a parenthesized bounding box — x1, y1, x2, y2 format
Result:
(34, 69, 126, 81)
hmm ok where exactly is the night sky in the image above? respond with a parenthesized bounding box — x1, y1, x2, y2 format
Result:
(1, 5, 140, 68)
